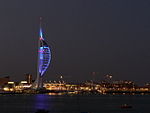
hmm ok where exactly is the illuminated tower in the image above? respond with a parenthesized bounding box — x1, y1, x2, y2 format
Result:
(33, 18, 51, 89)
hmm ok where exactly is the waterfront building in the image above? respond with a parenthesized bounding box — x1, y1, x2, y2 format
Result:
(0, 76, 10, 87)
(32, 18, 51, 89)
(25, 73, 32, 84)
(3, 81, 15, 92)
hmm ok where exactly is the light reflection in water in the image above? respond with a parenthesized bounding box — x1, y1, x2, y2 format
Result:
(34, 94, 50, 110)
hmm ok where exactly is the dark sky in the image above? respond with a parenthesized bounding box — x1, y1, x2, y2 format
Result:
(0, 0, 150, 84)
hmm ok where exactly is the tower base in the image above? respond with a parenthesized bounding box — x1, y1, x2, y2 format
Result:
(32, 76, 43, 90)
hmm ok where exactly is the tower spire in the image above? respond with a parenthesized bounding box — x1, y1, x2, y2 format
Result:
(39, 17, 44, 40)
(40, 17, 42, 27)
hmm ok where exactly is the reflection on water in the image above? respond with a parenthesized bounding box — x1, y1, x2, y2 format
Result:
(34, 94, 50, 110)
(0, 94, 150, 113)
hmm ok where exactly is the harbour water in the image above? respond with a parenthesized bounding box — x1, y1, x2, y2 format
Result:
(0, 94, 150, 113)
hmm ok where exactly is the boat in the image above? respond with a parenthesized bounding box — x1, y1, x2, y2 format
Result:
(35, 109, 49, 113)
(120, 104, 132, 109)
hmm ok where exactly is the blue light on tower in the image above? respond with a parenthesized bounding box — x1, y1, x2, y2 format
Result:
(38, 27, 51, 77)
(32, 19, 51, 89)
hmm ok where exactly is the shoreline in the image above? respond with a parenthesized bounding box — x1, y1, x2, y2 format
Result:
(1, 90, 150, 95)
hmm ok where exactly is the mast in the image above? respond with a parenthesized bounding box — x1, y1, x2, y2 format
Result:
(37, 17, 42, 88)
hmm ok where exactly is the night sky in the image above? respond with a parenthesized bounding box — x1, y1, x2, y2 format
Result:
(0, 0, 150, 84)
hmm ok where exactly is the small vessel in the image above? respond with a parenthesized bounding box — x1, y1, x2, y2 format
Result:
(120, 104, 132, 109)
(35, 109, 49, 113)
